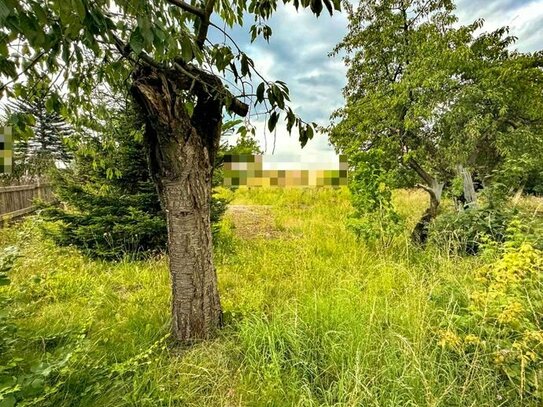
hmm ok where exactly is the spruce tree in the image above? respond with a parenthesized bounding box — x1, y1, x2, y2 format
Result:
(39, 104, 261, 260)
(6, 90, 72, 180)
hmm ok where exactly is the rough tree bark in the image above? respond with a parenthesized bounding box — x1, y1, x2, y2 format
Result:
(409, 159, 444, 245)
(130, 64, 226, 342)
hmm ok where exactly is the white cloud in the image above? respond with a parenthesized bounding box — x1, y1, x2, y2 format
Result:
(225, 0, 543, 164)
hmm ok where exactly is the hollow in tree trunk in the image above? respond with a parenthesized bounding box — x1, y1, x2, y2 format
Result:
(131, 65, 224, 343)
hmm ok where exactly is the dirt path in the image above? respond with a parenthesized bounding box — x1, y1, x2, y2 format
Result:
(226, 204, 283, 239)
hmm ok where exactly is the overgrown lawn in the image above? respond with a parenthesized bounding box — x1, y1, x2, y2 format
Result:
(0, 188, 538, 406)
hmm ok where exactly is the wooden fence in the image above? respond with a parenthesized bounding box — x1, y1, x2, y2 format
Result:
(0, 182, 53, 226)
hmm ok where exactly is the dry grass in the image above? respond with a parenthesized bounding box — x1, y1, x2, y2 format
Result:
(225, 204, 281, 239)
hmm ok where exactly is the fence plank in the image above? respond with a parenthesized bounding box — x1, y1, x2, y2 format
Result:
(0, 183, 53, 225)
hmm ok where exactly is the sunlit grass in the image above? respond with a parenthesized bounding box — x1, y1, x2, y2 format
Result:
(0, 188, 528, 406)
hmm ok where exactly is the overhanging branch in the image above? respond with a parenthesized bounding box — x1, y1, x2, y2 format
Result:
(165, 0, 205, 18)
(0, 51, 46, 93)
(110, 32, 249, 117)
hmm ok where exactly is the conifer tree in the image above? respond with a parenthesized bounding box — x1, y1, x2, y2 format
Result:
(39, 102, 261, 260)
(6, 90, 72, 180)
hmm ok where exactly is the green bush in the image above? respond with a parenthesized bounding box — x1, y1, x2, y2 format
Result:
(431, 203, 543, 255)
(38, 131, 168, 260)
(430, 206, 516, 254)
(438, 243, 543, 401)
(347, 150, 404, 245)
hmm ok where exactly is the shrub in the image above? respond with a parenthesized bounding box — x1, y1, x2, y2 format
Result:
(431, 203, 543, 255)
(38, 130, 168, 260)
(430, 206, 516, 254)
(438, 243, 543, 401)
(346, 150, 404, 245)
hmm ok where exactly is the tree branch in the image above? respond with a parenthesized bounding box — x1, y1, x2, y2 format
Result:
(408, 158, 435, 186)
(110, 32, 248, 117)
(0, 51, 46, 93)
(196, 0, 217, 49)
(415, 183, 434, 194)
(164, 0, 205, 18)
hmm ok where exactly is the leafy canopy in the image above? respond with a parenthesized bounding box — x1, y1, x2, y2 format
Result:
(329, 0, 543, 188)
(0, 0, 341, 146)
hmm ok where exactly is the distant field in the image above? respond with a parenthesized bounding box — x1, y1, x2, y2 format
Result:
(1, 188, 541, 406)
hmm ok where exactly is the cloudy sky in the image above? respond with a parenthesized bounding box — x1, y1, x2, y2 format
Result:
(215, 0, 543, 165)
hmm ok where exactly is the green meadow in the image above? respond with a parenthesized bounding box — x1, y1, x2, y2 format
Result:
(1, 188, 541, 406)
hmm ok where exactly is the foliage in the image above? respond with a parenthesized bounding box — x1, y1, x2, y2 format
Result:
(525, 169, 543, 196)
(329, 0, 543, 219)
(329, 0, 462, 184)
(430, 193, 543, 254)
(435, 43, 543, 187)
(2, 85, 73, 181)
(437, 242, 543, 401)
(0, 0, 333, 146)
(37, 109, 263, 260)
(430, 206, 516, 254)
(346, 150, 403, 245)
(37, 105, 167, 260)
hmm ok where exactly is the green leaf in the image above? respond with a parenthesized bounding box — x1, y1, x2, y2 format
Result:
(268, 111, 279, 132)
(286, 109, 296, 133)
(71, 0, 86, 20)
(240, 54, 249, 77)
(0, 395, 16, 407)
(0, 40, 7, 57)
(272, 85, 285, 109)
(310, 0, 323, 17)
(184, 101, 194, 117)
(0, 0, 10, 21)
(222, 119, 243, 132)
(138, 16, 154, 48)
(32, 4, 48, 24)
(181, 35, 193, 62)
(322, 0, 333, 16)
(129, 28, 144, 55)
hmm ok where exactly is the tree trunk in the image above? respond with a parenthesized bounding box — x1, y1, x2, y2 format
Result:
(411, 179, 444, 245)
(408, 159, 444, 245)
(457, 164, 477, 209)
(131, 65, 223, 343)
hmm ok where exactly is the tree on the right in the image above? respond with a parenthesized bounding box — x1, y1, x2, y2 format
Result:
(329, 0, 543, 244)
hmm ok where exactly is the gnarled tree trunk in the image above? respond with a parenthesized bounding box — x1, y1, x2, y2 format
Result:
(408, 159, 444, 245)
(131, 65, 224, 343)
(411, 179, 444, 245)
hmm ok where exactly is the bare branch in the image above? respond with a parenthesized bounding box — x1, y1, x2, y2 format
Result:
(415, 183, 434, 194)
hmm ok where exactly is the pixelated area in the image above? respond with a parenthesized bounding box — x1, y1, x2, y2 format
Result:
(0, 127, 13, 174)
(223, 154, 348, 187)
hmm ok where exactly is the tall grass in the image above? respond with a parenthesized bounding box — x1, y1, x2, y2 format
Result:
(0, 188, 527, 406)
